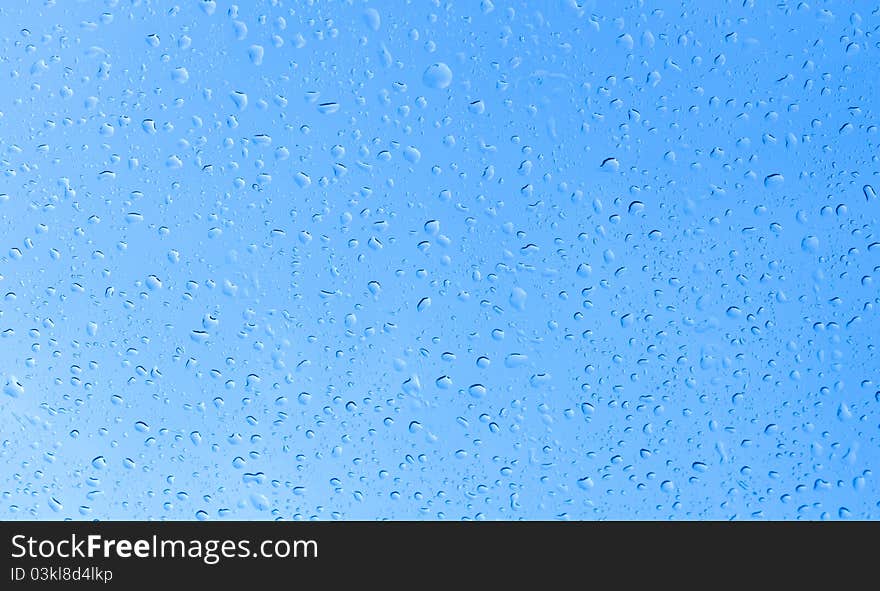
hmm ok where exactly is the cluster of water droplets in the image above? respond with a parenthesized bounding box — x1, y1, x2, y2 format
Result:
(0, 1, 877, 520)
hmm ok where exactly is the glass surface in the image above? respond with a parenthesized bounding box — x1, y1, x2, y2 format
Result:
(0, 0, 877, 520)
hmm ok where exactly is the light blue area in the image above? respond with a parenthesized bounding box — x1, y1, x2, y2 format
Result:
(0, 1, 877, 520)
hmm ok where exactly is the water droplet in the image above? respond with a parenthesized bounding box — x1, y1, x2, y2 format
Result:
(423, 63, 453, 89)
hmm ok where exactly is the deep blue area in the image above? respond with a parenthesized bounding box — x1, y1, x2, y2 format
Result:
(0, 1, 878, 520)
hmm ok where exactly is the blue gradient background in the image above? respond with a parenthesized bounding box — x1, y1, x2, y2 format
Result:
(0, 0, 878, 520)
